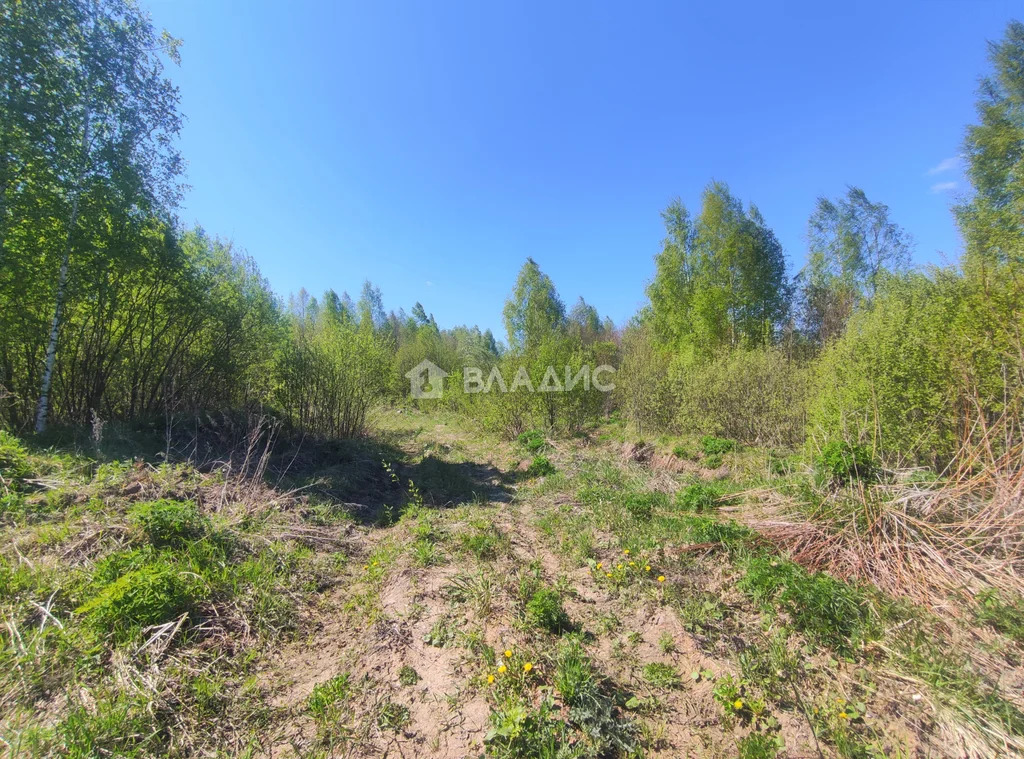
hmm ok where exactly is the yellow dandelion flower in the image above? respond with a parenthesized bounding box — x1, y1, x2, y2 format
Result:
(487, 674, 495, 684)
(657, 575, 666, 582)
(523, 662, 533, 672)
(596, 562, 603, 569)
(504, 649, 512, 658)
(839, 712, 848, 720)
(606, 572, 612, 577)
(498, 665, 507, 673)
(362, 565, 369, 570)
(617, 563, 623, 569)
(623, 549, 630, 555)
(733, 699, 743, 710)
(645, 565, 651, 571)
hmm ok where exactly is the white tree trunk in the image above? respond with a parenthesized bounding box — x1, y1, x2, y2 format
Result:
(34, 103, 91, 433)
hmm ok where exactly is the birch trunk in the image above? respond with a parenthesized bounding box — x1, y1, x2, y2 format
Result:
(34, 105, 91, 433)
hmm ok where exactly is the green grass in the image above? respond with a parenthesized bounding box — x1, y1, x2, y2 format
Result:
(75, 556, 208, 642)
(737, 556, 873, 654)
(129, 499, 211, 548)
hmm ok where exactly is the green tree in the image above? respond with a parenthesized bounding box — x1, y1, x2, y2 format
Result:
(647, 183, 790, 353)
(956, 20, 1024, 285)
(502, 258, 566, 351)
(799, 187, 911, 345)
(27, 0, 184, 432)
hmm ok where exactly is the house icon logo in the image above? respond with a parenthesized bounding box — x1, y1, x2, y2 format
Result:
(405, 359, 448, 399)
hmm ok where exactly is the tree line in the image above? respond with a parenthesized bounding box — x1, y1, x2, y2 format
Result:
(1, 1, 1021, 471)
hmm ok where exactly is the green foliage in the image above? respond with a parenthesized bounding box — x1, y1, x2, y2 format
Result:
(646, 184, 791, 353)
(955, 21, 1024, 283)
(640, 662, 681, 688)
(526, 455, 556, 478)
(672, 348, 809, 446)
(273, 301, 393, 438)
(525, 587, 570, 634)
(700, 435, 735, 456)
(376, 700, 411, 731)
(0, 431, 31, 490)
(815, 441, 875, 484)
(517, 429, 547, 453)
(738, 557, 872, 653)
(502, 258, 566, 352)
(54, 694, 168, 758)
(129, 499, 210, 548)
(76, 558, 207, 642)
(800, 186, 911, 345)
(738, 732, 782, 759)
(622, 490, 667, 520)
(807, 272, 965, 466)
(458, 521, 508, 560)
(675, 483, 721, 512)
(398, 665, 420, 686)
(485, 696, 573, 759)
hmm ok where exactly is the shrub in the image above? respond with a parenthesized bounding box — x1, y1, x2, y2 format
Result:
(807, 271, 977, 468)
(671, 347, 810, 447)
(77, 559, 207, 641)
(129, 499, 210, 548)
(526, 455, 556, 477)
(700, 435, 735, 456)
(816, 441, 875, 484)
(622, 490, 667, 520)
(0, 430, 31, 490)
(517, 429, 547, 453)
(525, 587, 569, 633)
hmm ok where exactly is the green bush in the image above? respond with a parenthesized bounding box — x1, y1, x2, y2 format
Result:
(0, 430, 31, 490)
(525, 587, 569, 633)
(815, 441, 875, 484)
(77, 558, 207, 641)
(129, 499, 210, 548)
(517, 429, 547, 453)
(700, 435, 735, 456)
(526, 455, 556, 477)
(676, 483, 721, 512)
(805, 271, 1005, 468)
(671, 348, 810, 447)
(622, 490, 668, 520)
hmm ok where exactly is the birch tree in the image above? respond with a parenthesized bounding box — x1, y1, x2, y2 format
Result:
(32, 0, 183, 432)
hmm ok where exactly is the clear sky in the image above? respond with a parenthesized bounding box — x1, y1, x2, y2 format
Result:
(144, 0, 1019, 336)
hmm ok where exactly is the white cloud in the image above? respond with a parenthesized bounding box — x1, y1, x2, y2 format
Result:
(930, 181, 957, 193)
(425, 280, 433, 287)
(927, 156, 961, 175)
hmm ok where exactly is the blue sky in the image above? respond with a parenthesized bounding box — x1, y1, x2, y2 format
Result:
(145, 0, 1019, 336)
